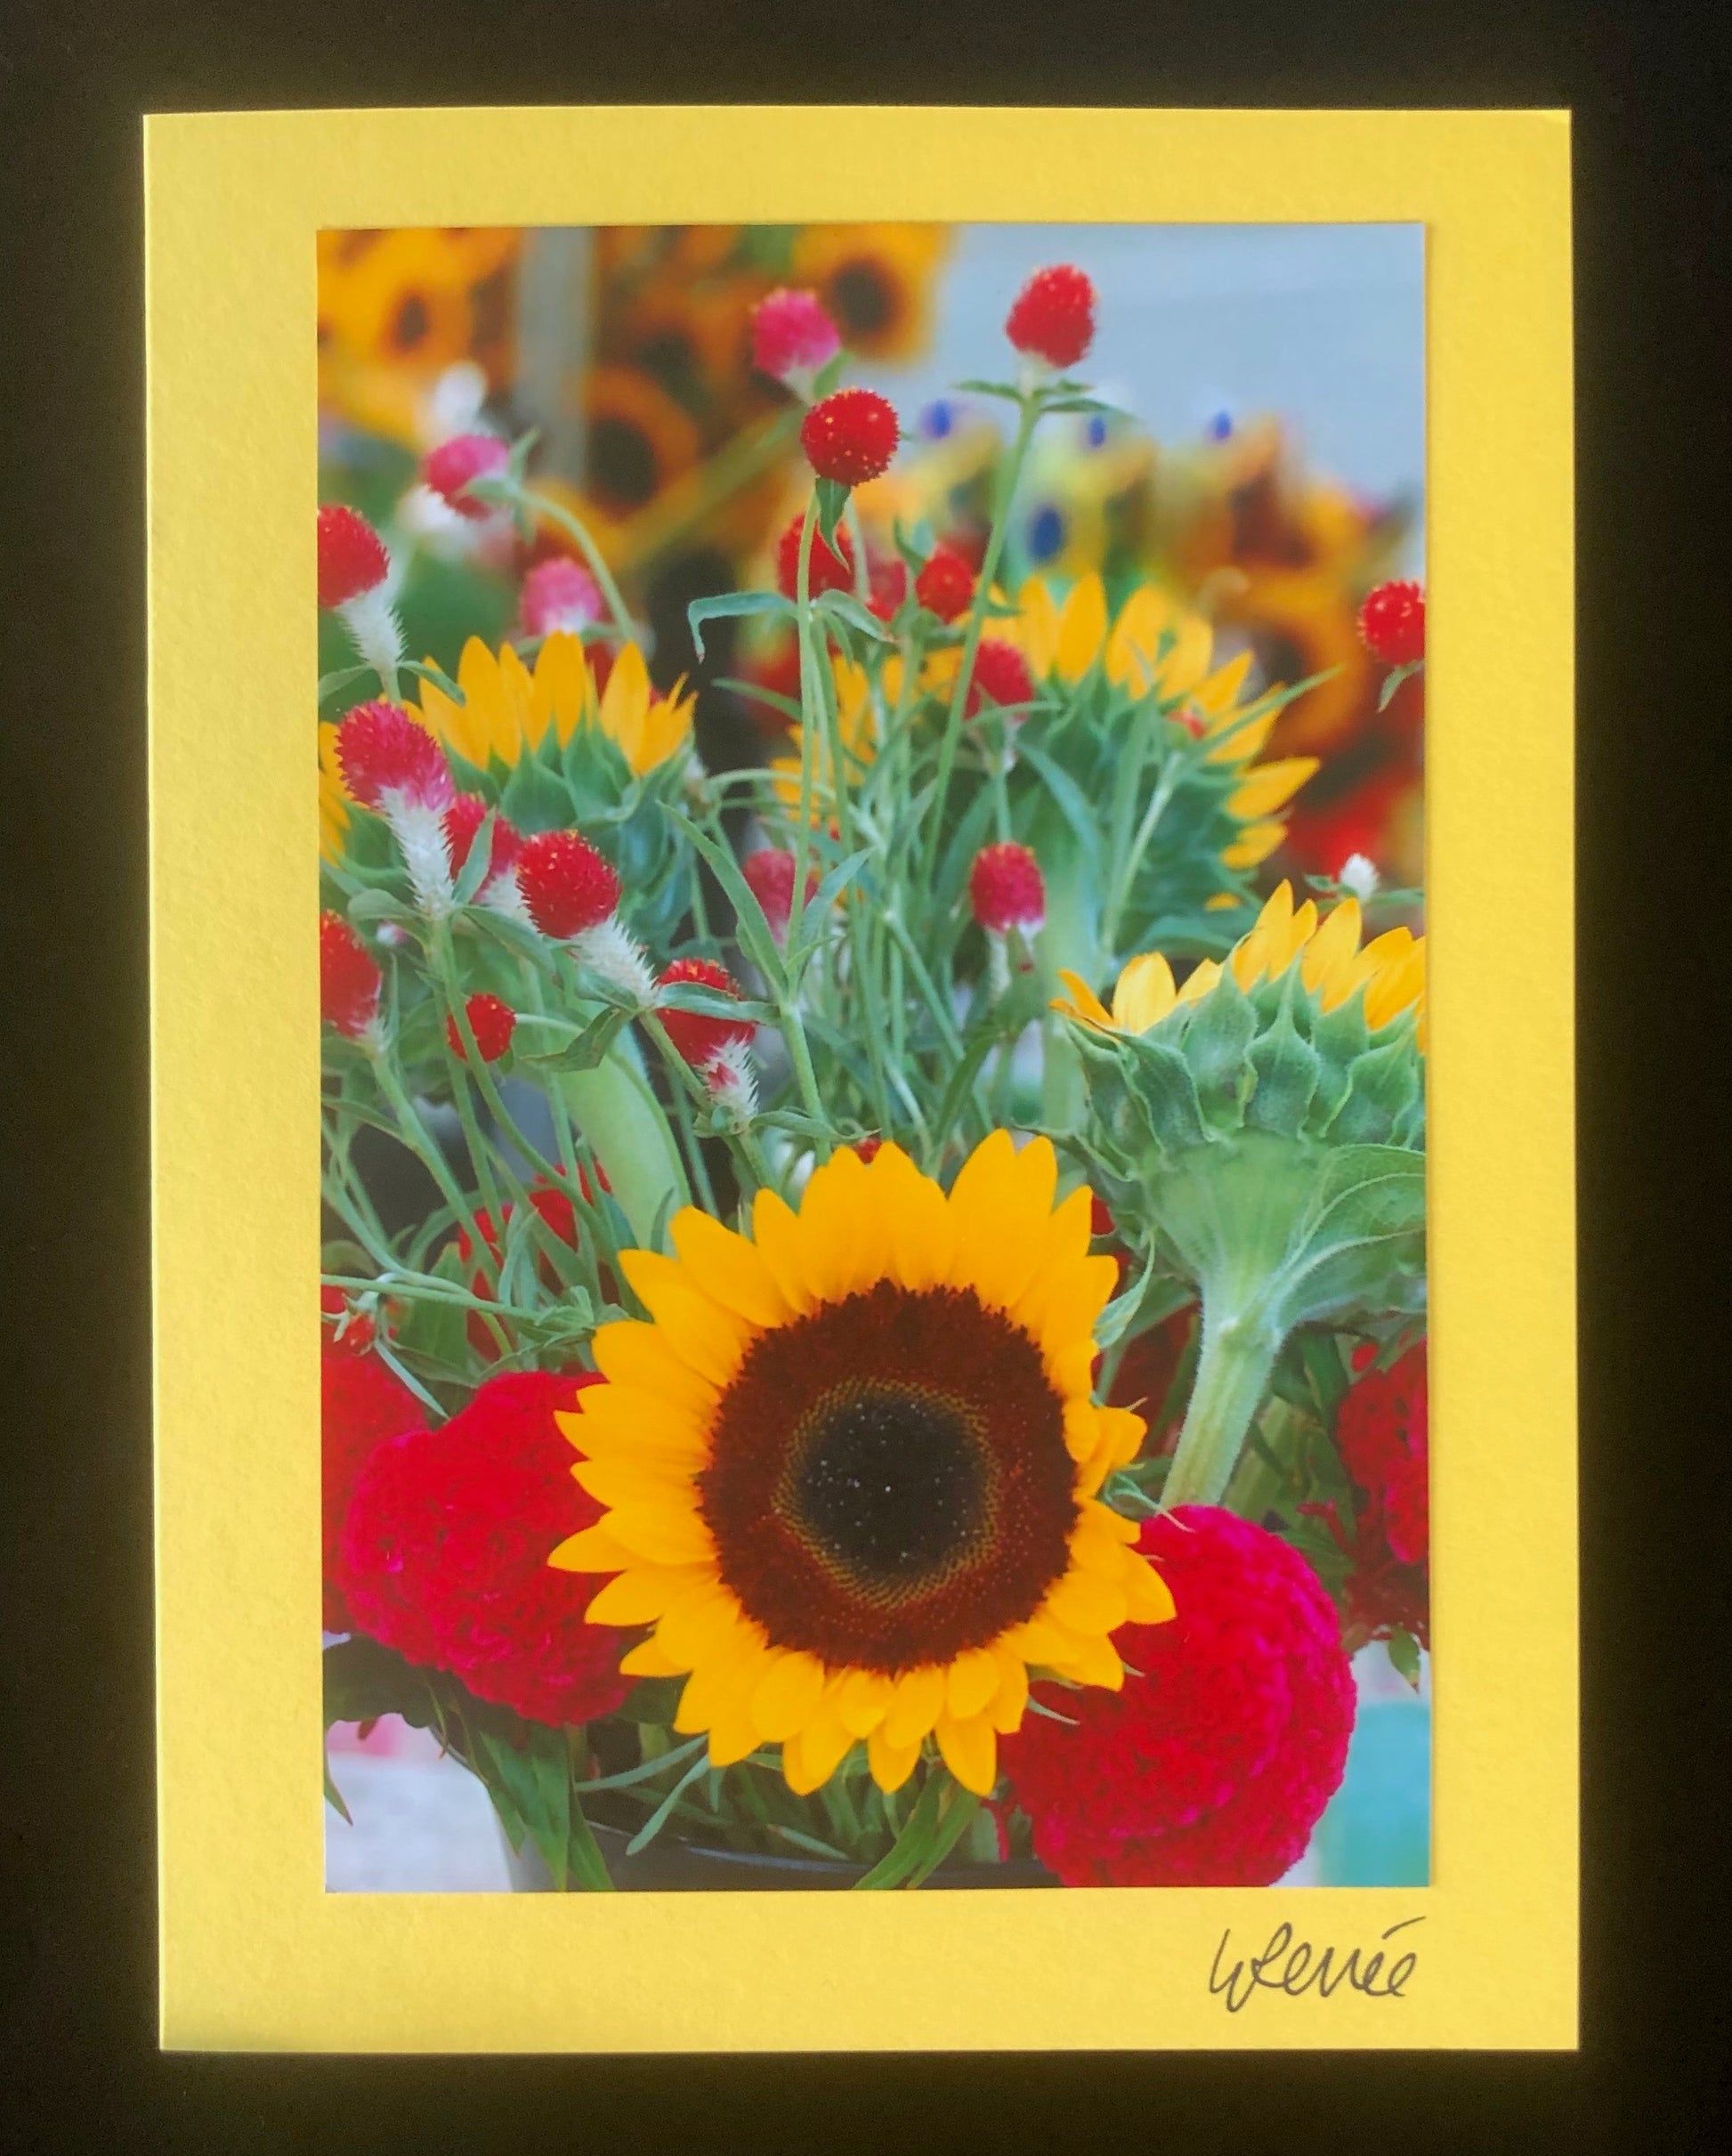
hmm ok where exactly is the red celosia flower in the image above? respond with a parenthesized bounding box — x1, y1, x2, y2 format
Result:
(1005, 263, 1097, 370)
(320, 911, 382, 1039)
(657, 956, 752, 1071)
(445, 993, 516, 1064)
(800, 388, 899, 486)
(966, 639, 1037, 717)
(321, 1344, 425, 1634)
(423, 433, 510, 519)
(441, 794, 522, 882)
(1357, 579, 1426, 668)
(336, 701, 455, 814)
(1336, 1342, 1428, 1568)
(320, 1285, 376, 1356)
(915, 543, 975, 620)
(968, 841, 1046, 936)
(317, 504, 389, 610)
(514, 829, 620, 938)
(521, 555, 603, 637)
(867, 552, 909, 621)
(741, 847, 819, 936)
(773, 512, 855, 601)
(1000, 1507, 1356, 1885)
(337, 1370, 635, 1724)
(750, 287, 842, 391)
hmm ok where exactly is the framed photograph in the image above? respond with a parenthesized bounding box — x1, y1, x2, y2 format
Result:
(147, 104, 1576, 2050)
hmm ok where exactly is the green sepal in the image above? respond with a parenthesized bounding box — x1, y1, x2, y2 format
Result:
(1246, 1009, 1323, 1137)
(1121, 1033, 1210, 1151)
(499, 752, 578, 835)
(1326, 1034, 1423, 1146)
(813, 476, 850, 552)
(1178, 969, 1258, 1124)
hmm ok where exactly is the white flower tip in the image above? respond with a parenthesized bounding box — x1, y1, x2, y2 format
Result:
(1339, 853, 1380, 902)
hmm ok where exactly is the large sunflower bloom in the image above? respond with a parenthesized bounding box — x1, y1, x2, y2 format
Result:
(1007, 571, 1319, 871)
(789, 223, 950, 362)
(415, 632, 694, 780)
(550, 1135, 1173, 1798)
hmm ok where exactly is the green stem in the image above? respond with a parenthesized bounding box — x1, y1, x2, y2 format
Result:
(1161, 1296, 1284, 1509)
(1035, 835, 1099, 1135)
(556, 1038, 690, 1249)
(368, 1051, 498, 1292)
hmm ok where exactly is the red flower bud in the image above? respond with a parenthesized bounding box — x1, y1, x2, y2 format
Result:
(800, 388, 899, 486)
(521, 555, 603, 637)
(657, 956, 752, 1071)
(1357, 579, 1426, 668)
(445, 993, 517, 1064)
(915, 543, 975, 620)
(741, 847, 820, 935)
(968, 841, 1046, 935)
(867, 552, 908, 621)
(750, 287, 842, 389)
(336, 701, 455, 814)
(966, 639, 1037, 717)
(423, 433, 510, 519)
(441, 794, 521, 881)
(317, 504, 390, 610)
(514, 830, 620, 939)
(774, 513, 855, 601)
(1005, 263, 1097, 370)
(320, 911, 382, 1039)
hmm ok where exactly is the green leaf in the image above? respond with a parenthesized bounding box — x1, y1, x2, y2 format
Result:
(1122, 1033, 1210, 1151)
(687, 589, 797, 662)
(813, 475, 851, 551)
(785, 845, 875, 974)
(662, 806, 789, 998)
(626, 1753, 714, 1854)
(904, 1789, 983, 1889)
(1387, 1628, 1422, 1688)
(1016, 738, 1104, 860)
(1377, 660, 1423, 712)
(319, 663, 375, 706)
(813, 589, 895, 645)
(452, 808, 499, 904)
(401, 658, 465, 705)
(323, 1747, 353, 1825)
(812, 352, 845, 399)
(953, 378, 1024, 402)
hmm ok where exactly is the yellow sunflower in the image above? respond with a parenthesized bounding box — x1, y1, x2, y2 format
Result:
(1003, 571, 1319, 871)
(1055, 879, 1427, 1050)
(549, 1134, 1173, 1798)
(767, 654, 883, 821)
(581, 366, 703, 518)
(414, 633, 694, 780)
(789, 223, 951, 361)
(319, 720, 352, 863)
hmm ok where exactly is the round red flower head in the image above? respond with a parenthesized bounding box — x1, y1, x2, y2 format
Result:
(317, 503, 389, 610)
(1000, 1506, 1356, 1886)
(915, 543, 975, 621)
(800, 388, 899, 486)
(1357, 579, 1426, 669)
(521, 555, 603, 638)
(320, 911, 383, 1041)
(1336, 1342, 1428, 1568)
(751, 287, 842, 395)
(337, 1370, 635, 1725)
(455, 1176, 596, 1358)
(336, 701, 455, 815)
(446, 993, 516, 1065)
(1005, 263, 1097, 371)
(741, 847, 820, 940)
(321, 1344, 425, 1634)
(966, 638, 1038, 718)
(774, 513, 855, 601)
(423, 433, 510, 520)
(969, 841, 1046, 936)
(441, 794, 522, 885)
(514, 829, 620, 939)
(656, 955, 752, 1072)
(867, 552, 909, 621)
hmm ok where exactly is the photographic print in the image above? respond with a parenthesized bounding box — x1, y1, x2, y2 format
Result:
(315, 219, 1431, 1894)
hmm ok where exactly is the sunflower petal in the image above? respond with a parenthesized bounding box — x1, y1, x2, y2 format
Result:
(1122, 1553, 1177, 1625)
(946, 1133, 1061, 1310)
(1056, 573, 1109, 684)
(669, 1206, 793, 1327)
(582, 1563, 708, 1625)
(867, 1723, 923, 1793)
(617, 1249, 756, 1389)
(835, 1667, 894, 1738)
(783, 1709, 854, 1794)
(882, 1665, 948, 1747)
(603, 1501, 716, 1568)
(749, 1649, 830, 1742)
(934, 1712, 998, 1797)
(987, 1646, 1030, 1733)
(546, 1520, 635, 1574)
(944, 1648, 1001, 1722)
(618, 1635, 688, 1678)
(591, 1320, 719, 1415)
(1044, 1567, 1130, 1635)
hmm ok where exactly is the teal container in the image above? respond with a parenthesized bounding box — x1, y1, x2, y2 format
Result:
(1311, 1694, 1431, 1885)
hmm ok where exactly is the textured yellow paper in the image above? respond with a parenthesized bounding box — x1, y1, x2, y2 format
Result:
(147, 105, 1575, 2052)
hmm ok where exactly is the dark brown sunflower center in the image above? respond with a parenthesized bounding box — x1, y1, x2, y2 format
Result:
(830, 260, 898, 338)
(781, 1382, 989, 1594)
(698, 1277, 1077, 1674)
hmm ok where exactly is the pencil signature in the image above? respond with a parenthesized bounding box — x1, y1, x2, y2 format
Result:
(1208, 1917, 1424, 2013)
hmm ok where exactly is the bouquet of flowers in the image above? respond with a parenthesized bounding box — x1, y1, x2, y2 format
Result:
(319, 259, 1430, 1890)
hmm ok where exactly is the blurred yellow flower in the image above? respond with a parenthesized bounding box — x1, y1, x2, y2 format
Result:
(416, 634, 694, 780)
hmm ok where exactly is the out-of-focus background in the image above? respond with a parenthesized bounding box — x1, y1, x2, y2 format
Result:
(319, 221, 1425, 893)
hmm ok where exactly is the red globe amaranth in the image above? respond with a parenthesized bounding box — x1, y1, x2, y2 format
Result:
(521, 555, 603, 637)
(446, 993, 516, 1064)
(1005, 263, 1097, 370)
(852, 1135, 884, 1163)
(800, 388, 899, 485)
(966, 639, 1037, 717)
(424, 433, 510, 519)
(969, 841, 1046, 936)
(320, 911, 382, 1038)
(741, 847, 819, 935)
(773, 512, 856, 601)
(867, 552, 909, 622)
(456, 1177, 594, 1357)
(1000, 1507, 1356, 1885)
(915, 543, 975, 620)
(1357, 580, 1426, 668)
(337, 1371, 635, 1725)
(317, 503, 390, 609)
(657, 956, 752, 1070)
(321, 1345, 425, 1634)
(441, 794, 521, 881)
(750, 287, 842, 388)
(336, 701, 455, 813)
(514, 829, 620, 938)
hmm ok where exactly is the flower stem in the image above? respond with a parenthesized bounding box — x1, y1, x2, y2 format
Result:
(556, 1037, 690, 1249)
(1161, 1297, 1284, 1509)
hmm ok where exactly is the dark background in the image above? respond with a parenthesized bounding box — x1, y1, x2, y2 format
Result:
(2, 2, 1725, 2149)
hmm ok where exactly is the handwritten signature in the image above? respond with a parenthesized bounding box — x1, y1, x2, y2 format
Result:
(1209, 1917, 1424, 2014)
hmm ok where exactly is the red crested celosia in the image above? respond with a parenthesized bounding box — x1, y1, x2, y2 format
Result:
(337, 1370, 635, 1725)
(1357, 579, 1426, 669)
(1000, 1507, 1356, 1886)
(321, 1343, 425, 1634)
(741, 847, 820, 939)
(521, 555, 603, 638)
(750, 287, 842, 394)
(320, 1285, 376, 1356)
(1336, 1342, 1428, 1568)
(336, 701, 455, 815)
(800, 388, 899, 486)
(1005, 263, 1097, 371)
(966, 638, 1037, 717)
(774, 513, 855, 601)
(656, 956, 753, 1073)
(514, 829, 620, 939)
(445, 993, 516, 1065)
(968, 841, 1046, 936)
(915, 543, 975, 620)
(441, 794, 522, 885)
(423, 433, 510, 519)
(320, 911, 383, 1041)
(317, 504, 389, 610)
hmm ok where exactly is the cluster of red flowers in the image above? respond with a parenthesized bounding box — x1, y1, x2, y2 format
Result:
(1303, 1342, 1429, 1652)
